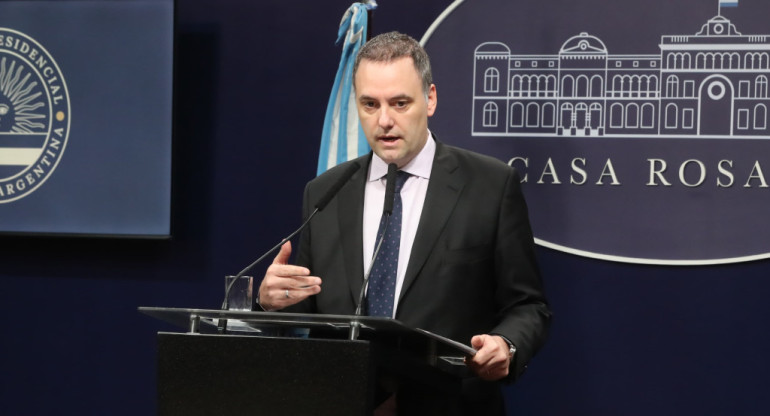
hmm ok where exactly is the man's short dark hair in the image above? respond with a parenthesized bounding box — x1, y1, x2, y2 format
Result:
(353, 31, 433, 94)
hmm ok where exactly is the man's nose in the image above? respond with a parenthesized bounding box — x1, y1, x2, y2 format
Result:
(378, 106, 395, 128)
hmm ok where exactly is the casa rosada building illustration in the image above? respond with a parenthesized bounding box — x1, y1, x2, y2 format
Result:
(472, 15, 770, 138)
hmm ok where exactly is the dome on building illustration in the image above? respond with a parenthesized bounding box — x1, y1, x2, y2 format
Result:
(559, 32, 607, 54)
(475, 42, 510, 54)
(696, 15, 741, 36)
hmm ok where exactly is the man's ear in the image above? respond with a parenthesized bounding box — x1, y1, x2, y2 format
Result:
(427, 84, 437, 117)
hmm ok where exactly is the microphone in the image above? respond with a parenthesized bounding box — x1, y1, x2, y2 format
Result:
(383, 162, 397, 215)
(314, 162, 362, 211)
(220, 161, 361, 315)
(350, 163, 398, 340)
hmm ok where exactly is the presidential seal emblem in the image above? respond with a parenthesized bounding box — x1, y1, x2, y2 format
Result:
(0, 28, 69, 203)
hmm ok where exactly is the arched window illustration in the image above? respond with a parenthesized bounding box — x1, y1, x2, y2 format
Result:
(665, 103, 678, 128)
(590, 75, 603, 97)
(681, 53, 691, 69)
(546, 75, 557, 97)
(612, 75, 624, 98)
(668, 52, 691, 69)
(703, 52, 714, 69)
(746, 53, 756, 69)
(533, 75, 542, 97)
(522, 75, 533, 97)
(666, 75, 679, 98)
(511, 75, 523, 97)
(576, 75, 589, 97)
(589, 103, 602, 129)
(649, 76, 659, 97)
(538, 75, 551, 97)
(706, 52, 722, 69)
(610, 103, 624, 128)
(510, 102, 524, 127)
(483, 102, 498, 127)
(638, 76, 649, 97)
(621, 75, 633, 97)
(631, 75, 644, 97)
(526, 103, 540, 127)
(754, 104, 767, 130)
(560, 102, 574, 129)
(756, 76, 768, 98)
(641, 103, 655, 128)
(625, 103, 639, 128)
(747, 52, 766, 70)
(713, 53, 725, 70)
(761, 53, 770, 70)
(527, 75, 539, 97)
(575, 102, 588, 129)
(727, 53, 740, 69)
(561, 75, 574, 97)
(484, 67, 499, 93)
(696, 53, 707, 69)
(542, 103, 555, 127)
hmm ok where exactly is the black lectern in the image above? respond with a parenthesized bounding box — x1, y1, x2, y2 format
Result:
(139, 307, 474, 416)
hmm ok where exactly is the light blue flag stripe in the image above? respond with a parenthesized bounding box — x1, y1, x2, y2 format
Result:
(719, 0, 738, 7)
(318, 3, 371, 176)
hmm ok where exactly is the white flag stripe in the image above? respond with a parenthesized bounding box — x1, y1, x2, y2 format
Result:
(317, 3, 371, 176)
(346, 87, 360, 161)
(0, 148, 41, 165)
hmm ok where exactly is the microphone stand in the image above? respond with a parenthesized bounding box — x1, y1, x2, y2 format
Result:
(218, 162, 361, 333)
(349, 162, 397, 340)
(218, 207, 319, 334)
(349, 214, 391, 340)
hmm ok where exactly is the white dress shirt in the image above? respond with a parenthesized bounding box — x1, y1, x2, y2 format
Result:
(362, 132, 435, 317)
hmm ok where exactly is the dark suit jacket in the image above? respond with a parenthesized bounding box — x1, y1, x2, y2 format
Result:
(289, 141, 550, 414)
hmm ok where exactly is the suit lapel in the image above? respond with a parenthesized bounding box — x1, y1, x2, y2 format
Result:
(338, 155, 370, 307)
(399, 143, 465, 304)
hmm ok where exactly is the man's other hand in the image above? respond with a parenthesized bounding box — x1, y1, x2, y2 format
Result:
(465, 334, 512, 381)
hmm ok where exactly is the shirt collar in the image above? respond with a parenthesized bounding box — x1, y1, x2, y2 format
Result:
(368, 131, 436, 182)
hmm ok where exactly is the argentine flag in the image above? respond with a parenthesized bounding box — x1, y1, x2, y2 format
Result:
(317, 3, 372, 176)
(719, 0, 738, 7)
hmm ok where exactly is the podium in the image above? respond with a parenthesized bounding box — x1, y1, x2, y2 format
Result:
(139, 307, 474, 416)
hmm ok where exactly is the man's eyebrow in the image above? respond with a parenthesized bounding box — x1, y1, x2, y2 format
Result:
(358, 94, 414, 102)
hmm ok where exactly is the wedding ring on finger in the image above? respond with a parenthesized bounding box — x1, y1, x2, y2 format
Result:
(285, 289, 290, 299)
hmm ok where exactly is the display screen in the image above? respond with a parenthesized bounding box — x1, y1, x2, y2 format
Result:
(0, 0, 174, 237)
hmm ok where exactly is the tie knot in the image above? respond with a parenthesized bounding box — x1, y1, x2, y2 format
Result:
(394, 171, 410, 194)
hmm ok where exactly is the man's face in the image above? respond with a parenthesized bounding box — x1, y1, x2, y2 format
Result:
(354, 57, 437, 168)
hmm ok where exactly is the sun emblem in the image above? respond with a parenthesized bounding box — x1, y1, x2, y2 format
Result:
(0, 28, 70, 203)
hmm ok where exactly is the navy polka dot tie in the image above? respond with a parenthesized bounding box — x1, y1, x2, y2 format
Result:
(366, 171, 410, 317)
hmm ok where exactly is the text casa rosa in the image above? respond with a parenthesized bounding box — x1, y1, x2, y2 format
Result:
(507, 157, 770, 188)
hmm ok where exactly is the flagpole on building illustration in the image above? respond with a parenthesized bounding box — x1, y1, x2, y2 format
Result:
(718, 0, 738, 16)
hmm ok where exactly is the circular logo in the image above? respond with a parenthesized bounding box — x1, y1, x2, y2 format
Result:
(0, 28, 70, 203)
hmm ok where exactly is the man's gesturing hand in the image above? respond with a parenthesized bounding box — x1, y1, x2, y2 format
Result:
(257, 241, 322, 311)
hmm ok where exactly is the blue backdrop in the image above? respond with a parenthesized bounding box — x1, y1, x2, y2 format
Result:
(1, 1, 769, 415)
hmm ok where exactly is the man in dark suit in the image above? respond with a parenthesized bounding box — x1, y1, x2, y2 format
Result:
(257, 32, 550, 415)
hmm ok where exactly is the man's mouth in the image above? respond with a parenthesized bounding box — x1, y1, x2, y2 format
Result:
(378, 136, 400, 143)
